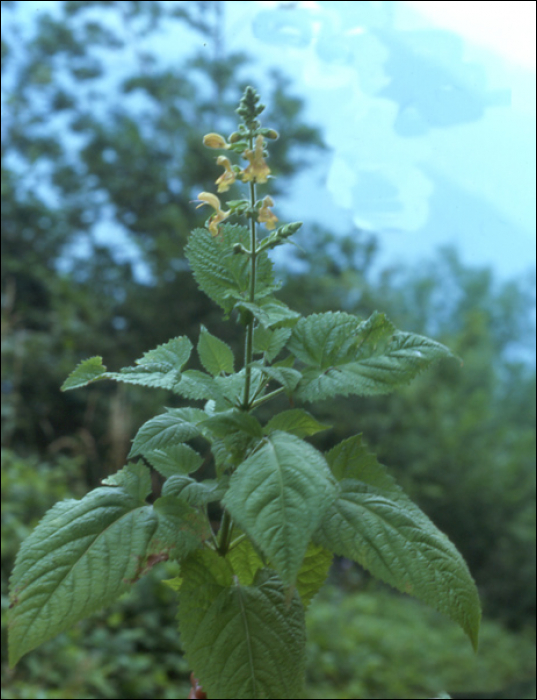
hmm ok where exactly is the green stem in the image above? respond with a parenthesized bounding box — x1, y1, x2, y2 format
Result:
(218, 510, 233, 556)
(242, 140, 257, 410)
(250, 387, 286, 410)
(228, 534, 247, 551)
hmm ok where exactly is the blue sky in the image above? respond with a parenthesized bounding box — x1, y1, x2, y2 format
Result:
(220, 1, 536, 280)
(9, 0, 537, 284)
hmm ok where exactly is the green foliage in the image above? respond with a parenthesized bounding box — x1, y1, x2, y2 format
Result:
(2, 0, 325, 464)
(314, 436, 480, 650)
(185, 225, 279, 314)
(7, 84, 482, 699)
(223, 431, 337, 585)
(7, 461, 208, 667)
(288, 311, 455, 401)
(178, 550, 306, 699)
(305, 585, 536, 700)
(280, 229, 536, 630)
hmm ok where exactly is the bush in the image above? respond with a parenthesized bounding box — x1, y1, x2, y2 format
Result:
(305, 584, 536, 699)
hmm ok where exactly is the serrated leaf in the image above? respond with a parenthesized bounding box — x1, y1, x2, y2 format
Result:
(151, 496, 210, 560)
(327, 435, 398, 489)
(200, 409, 263, 439)
(236, 298, 301, 329)
(185, 225, 278, 313)
(129, 408, 207, 458)
(62, 337, 193, 393)
(254, 364, 303, 393)
(178, 550, 306, 699)
(223, 432, 337, 584)
(295, 542, 333, 610)
(264, 409, 331, 438)
(289, 311, 375, 367)
(289, 311, 455, 402)
(273, 354, 296, 369)
(174, 370, 225, 401)
(61, 356, 108, 391)
(115, 365, 181, 390)
(137, 336, 192, 369)
(197, 326, 234, 376)
(162, 475, 228, 507)
(212, 368, 266, 410)
(101, 461, 153, 500)
(227, 536, 265, 585)
(253, 327, 292, 362)
(227, 533, 332, 609)
(8, 479, 158, 667)
(143, 444, 204, 477)
(315, 437, 481, 650)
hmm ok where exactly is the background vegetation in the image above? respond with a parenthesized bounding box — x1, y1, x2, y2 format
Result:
(1, 1, 535, 698)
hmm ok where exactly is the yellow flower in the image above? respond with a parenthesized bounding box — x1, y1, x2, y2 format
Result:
(242, 135, 271, 184)
(196, 192, 230, 236)
(203, 133, 229, 149)
(258, 195, 278, 230)
(215, 156, 236, 193)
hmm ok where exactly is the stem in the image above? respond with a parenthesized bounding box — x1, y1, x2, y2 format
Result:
(250, 387, 286, 410)
(221, 136, 258, 555)
(242, 139, 258, 410)
(218, 510, 233, 556)
(228, 534, 247, 551)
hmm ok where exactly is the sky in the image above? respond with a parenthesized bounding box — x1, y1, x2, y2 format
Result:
(7, 0, 537, 283)
(219, 0, 536, 281)
(405, 1, 536, 70)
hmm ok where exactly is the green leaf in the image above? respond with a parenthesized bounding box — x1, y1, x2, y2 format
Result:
(61, 338, 193, 393)
(200, 409, 263, 439)
(295, 542, 333, 610)
(289, 311, 374, 367)
(253, 364, 302, 393)
(8, 470, 159, 667)
(253, 327, 292, 362)
(197, 325, 234, 376)
(223, 431, 337, 584)
(129, 408, 207, 458)
(162, 475, 228, 507)
(288, 311, 455, 402)
(137, 336, 193, 369)
(327, 435, 398, 488)
(178, 550, 306, 699)
(101, 461, 153, 500)
(61, 356, 108, 391)
(227, 532, 332, 608)
(143, 444, 204, 477)
(227, 535, 265, 585)
(264, 409, 331, 438)
(114, 364, 182, 390)
(185, 225, 278, 314)
(151, 496, 210, 560)
(236, 298, 301, 329)
(174, 370, 225, 401)
(314, 436, 481, 650)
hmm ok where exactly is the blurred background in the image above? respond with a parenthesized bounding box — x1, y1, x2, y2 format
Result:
(1, 1, 535, 698)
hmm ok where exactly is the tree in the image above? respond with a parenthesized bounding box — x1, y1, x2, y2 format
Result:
(1, 0, 324, 467)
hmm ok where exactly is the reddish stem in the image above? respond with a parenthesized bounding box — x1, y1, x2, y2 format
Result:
(188, 673, 207, 699)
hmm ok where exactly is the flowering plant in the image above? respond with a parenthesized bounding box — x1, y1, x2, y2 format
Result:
(8, 87, 479, 699)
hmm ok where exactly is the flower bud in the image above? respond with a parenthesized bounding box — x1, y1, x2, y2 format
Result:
(265, 129, 279, 140)
(203, 133, 229, 149)
(228, 132, 242, 143)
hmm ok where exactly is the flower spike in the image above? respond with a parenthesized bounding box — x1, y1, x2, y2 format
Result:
(196, 192, 230, 236)
(242, 135, 271, 184)
(258, 196, 278, 230)
(215, 156, 236, 193)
